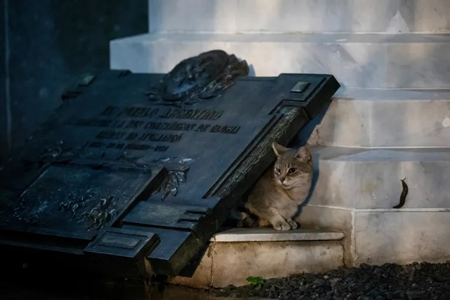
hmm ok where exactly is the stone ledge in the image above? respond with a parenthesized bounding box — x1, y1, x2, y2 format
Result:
(149, 0, 450, 34)
(112, 32, 450, 44)
(354, 210, 450, 266)
(307, 147, 450, 209)
(334, 87, 450, 101)
(168, 229, 345, 288)
(297, 205, 450, 267)
(212, 228, 345, 242)
(211, 241, 343, 287)
(307, 98, 450, 148)
(110, 33, 450, 89)
(314, 146, 450, 161)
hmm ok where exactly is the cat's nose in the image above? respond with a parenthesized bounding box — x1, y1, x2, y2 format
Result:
(280, 177, 286, 183)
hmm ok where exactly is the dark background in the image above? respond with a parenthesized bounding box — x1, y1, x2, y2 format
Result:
(0, 0, 148, 165)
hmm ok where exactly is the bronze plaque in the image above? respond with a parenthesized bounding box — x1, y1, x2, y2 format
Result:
(0, 70, 339, 275)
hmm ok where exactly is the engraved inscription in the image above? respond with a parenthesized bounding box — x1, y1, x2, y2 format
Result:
(118, 107, 160, 118)
(138, 133, 183, 143)
(210, 125, 240, 134)
(195, 124, 210, 132)
(144, 122, 197, 132)
(159, 109, 223, 120)
(72, 118, 112, 127)
(72, 120, 240, 135)
(88, 142, 168, 152)
(101, 106, 223, 121)
(95, 130, 182, 143)
(100, 105, 119, 116)
(96, 130, 126, 140)
(125, 120, 145, 129)
(68, 105, 241, 154)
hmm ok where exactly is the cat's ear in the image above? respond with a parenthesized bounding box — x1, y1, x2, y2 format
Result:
(296, 146, 312, 162)
(272, 142, 288, 157)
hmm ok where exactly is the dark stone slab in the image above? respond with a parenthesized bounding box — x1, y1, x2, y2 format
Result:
(0, 1, 7, 164)
(123, 202, 211, 235)
(84, 227, 159, 259)
(4, 0, 147, 164)
(0, 165, 166, 241)
(0, 70, 339, 276)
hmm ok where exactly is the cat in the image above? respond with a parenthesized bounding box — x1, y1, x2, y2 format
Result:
(235, 142, 313, 231)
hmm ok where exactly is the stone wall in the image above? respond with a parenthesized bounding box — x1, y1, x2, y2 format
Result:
(0, 0, 148, 165)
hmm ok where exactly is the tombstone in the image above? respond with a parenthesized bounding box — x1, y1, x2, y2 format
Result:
(0, 55, 339, 276)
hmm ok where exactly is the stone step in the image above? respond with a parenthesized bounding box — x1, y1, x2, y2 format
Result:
(307, 146, 450, 210)
(110, 33, 450, 89)
(304, 88, 450, 148)
(168, 228, 344, 288)
(296, 146, 450, 267)
(298, 204, 450, 267)
(149, 0, 450, 34)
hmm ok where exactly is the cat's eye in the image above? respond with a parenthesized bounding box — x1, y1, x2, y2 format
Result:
(275, 168, 281, 173)
(288, 168, 297, 174)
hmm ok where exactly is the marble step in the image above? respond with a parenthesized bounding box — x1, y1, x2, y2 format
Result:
(307, 146, 450, 210)
(303, 88, 450, 148)
(298, 203, 450, 267)
(149, 0, 450, 34)
(110, 33, 450, 89)
(294, 146, 450, 267)
(168, 228, 344, 288)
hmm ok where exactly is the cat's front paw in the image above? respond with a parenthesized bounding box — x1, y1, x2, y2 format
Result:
(287, 220, 298, 230)
(273, 221, 290, 231)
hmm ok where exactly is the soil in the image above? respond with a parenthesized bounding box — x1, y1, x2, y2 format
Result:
(3, 261, 450, 299)
(213, 262, 450, 300)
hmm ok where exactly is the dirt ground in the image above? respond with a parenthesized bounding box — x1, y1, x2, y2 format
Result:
(3, 261, 450, 299)
(213, 262, 450, 300)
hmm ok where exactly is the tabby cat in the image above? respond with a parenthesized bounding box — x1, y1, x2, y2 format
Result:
(239, 142, 313, 231)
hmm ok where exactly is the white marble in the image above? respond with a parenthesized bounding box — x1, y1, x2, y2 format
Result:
(110, 33, 450, 89)
(334, 87, 450, 101)
(296, 206, 354, 265)
(149, 0, 450, 34)
(212, 227, 344, 242)
(354, 211, 450, 265)
(307, 147, 450, 209)
(307, 98, 450, 148)
(211, 241, 343, 287)
(167, 228, 344, 288)
(296, 206, 450, 267)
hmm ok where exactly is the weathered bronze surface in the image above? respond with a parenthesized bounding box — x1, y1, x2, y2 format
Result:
(0, 65, 339, 276)
(148, 50, 249, 104)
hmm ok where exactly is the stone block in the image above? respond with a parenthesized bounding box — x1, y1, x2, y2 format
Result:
(168, 228, 345, 288)
(110, 33, 450, 89)
(213, 227, 344, 242)
(149, 0, 450, 34)
(354, 210, 450, 265)
(211, 240, 343, 287)
(296, 206, 354, 266)
(308, 92, 450, 147)
(308, 147, 450, 209)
